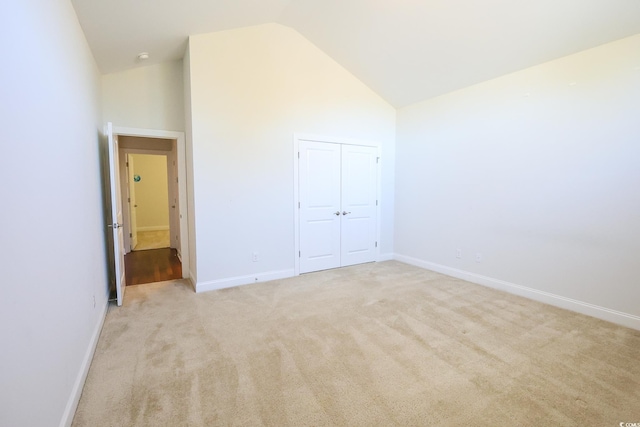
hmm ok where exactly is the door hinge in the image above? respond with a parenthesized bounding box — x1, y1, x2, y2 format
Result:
(126, 161, 129, 167)
(375, 241, 378, 248)
(128, 197, 130, 203)
(298, 152, 300, 159)
(376, 157, 380, 164)
(129, 233, 132, 238)
(299, 251, 301, 258)
(376, 200, 378, 206)
(298, 202, 300, 209)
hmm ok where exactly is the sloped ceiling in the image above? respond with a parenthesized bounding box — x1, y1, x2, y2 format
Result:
(71, 0, 640, 107)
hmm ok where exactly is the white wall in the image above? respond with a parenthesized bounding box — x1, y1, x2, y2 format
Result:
(183, 46, 198, 283)
(102, 60, 185, 131)
(187, 23, 396, 288)
(395, 35, 640, 328)
(0, 1, 108, 426)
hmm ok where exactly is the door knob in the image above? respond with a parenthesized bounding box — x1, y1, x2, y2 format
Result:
(334, 211, 341, 216)
(342, 211, 351, 215)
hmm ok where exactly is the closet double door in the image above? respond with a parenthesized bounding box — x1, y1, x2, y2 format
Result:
(299, 140, 378, 274)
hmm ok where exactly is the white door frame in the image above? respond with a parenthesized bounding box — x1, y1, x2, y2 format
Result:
(293, 133, 381, 276)
(113, 126, 190, 279)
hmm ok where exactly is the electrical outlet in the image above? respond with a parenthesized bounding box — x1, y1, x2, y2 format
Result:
(475, 253, 482, 263)
(252, 252, 259, 262)
(456, 248, 462, 259)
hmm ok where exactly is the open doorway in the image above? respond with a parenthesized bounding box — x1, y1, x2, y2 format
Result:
(126, 153, 171, 251)
(115, 132, 188, 286)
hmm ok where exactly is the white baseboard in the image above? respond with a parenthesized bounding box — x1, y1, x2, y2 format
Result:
(378, 253, 395, 262)
(59, 299, 109, 427)
(196, 269, 295, 293)
(136, 226, 170, 232)
(394, 254, 640, 331)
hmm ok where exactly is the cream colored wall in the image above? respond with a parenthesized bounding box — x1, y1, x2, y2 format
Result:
(130, 154, 170, 230)
(187, 23, 396, 287)
(395, 34, 640, 328)
(102, 60, 185, 131)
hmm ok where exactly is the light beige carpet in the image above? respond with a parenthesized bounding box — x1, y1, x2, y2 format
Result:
(134, 230, 170, 251)
(73, 261, 640, 426)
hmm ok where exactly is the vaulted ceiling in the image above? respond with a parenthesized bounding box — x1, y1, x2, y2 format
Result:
(71, 0, 640, 107)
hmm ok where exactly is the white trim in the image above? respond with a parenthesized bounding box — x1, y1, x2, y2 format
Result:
(113, 127, 190, 280)
(196, 269, 295, 293)
(135, 226, 170, 232)
(293, 133, 381, 276)
(394, 254, 640, 331)
(115, 127, 183, 139)
(293, 134, 300, 276)
(59, 299, 109, 427)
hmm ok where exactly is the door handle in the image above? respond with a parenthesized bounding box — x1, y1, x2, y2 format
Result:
(342, 211, 351, 215)
(334, 211, 341, 216)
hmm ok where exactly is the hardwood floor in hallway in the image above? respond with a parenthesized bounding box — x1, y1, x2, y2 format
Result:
(124, 248, 182, 285)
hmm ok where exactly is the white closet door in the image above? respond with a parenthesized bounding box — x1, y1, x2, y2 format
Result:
(299, 141, 342, 273)
(340, 144, 378, 267)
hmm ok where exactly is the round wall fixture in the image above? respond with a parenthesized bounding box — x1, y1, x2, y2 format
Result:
(137, 52, 149, 61)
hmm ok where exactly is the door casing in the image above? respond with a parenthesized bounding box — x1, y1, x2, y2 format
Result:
(113, 126, 190, 279)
